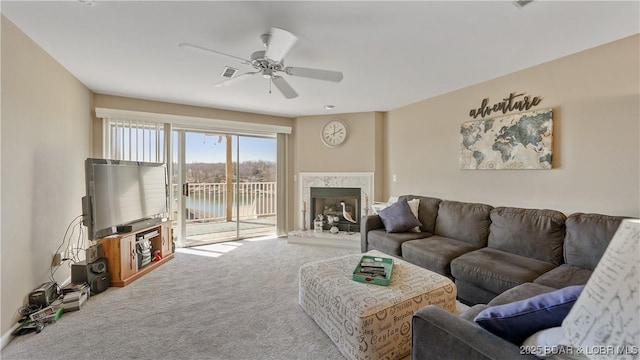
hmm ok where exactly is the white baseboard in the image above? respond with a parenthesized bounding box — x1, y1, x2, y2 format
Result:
(1, 276, 71, 350)
(287, 230, 360, 249)
(1, 323, 21, 350)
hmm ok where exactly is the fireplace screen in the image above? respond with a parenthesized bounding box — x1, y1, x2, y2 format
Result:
(310, 187, 361, 232)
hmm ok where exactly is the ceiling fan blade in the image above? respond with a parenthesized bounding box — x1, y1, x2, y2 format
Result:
(284, 67, 344, 82)
(213, 72, 260, 87)
(264, 28, 298, 63)
(179, 43, 250, 64)
(272, 76, 298, 99)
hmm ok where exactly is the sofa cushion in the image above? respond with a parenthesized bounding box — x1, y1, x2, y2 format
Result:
(564, 212, 627, 269)
(533, 264, 592, 288)
(434, 200, 493, 247)
(366, 229, 431, 256)
(455, 278, 499, 305)
(488, 207, 566, 265)
(401, 236, 480, 279)
(399, 195, 441, 233)
(378, 198, 422, 233)
(474, 285, 584, 345)
(455, 283, 558, 324)
(459, 304, 488, 322)
(451, 248, 558, 297)
(488, 282, 557, 306)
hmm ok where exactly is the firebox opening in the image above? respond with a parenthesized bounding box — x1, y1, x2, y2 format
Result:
(310, 187, 361, 232)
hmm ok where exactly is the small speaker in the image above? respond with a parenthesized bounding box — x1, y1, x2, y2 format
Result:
(88, 272, 110, 294)
(71, 259, 110, 294)
(89, 260, 107, 274)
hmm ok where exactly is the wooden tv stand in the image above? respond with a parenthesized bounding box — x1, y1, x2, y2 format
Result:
(98, 221, 174, 287)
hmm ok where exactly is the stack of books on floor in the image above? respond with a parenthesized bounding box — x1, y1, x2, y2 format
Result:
(61, 282, 90, 312)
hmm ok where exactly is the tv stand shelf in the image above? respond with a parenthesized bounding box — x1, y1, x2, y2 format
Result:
(98, 221, 173, 287)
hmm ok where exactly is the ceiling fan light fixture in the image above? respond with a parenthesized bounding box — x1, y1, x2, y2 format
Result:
(260, 34, 271, 48)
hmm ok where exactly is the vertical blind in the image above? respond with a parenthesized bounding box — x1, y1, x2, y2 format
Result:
(99, 108, 291, 236)
(104, 118, 165, 163)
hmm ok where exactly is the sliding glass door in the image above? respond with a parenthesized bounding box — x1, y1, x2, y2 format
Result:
(173, 130, 277, 247)
(100, 116, 286, 248)
(236, 136, 277, 239)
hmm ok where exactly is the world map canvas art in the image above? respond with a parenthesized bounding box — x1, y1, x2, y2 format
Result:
(460, 109, 553, 170)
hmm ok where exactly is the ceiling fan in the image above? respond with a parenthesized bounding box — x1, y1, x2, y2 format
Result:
(179, 27, 343, 99)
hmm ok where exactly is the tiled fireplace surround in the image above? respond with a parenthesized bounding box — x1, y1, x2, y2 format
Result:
(298, 172, 374, 232)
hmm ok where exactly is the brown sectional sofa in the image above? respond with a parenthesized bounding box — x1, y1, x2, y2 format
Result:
(361, 195, 627, 305)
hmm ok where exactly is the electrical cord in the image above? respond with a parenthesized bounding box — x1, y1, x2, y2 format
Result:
(50, 215, 84, 282)
(71, 224, 86, 263)
(16, 215, 84, 330)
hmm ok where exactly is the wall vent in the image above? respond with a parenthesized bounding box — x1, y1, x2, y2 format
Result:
(221, 66, 238, 78)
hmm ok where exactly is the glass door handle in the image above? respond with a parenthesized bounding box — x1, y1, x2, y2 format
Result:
(182, 183, 189, 197)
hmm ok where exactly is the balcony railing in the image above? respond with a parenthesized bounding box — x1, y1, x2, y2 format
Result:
(173, 182, 276, 223)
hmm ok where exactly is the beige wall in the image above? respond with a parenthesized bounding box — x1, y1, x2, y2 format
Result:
(293, 112, 384, 227)
(295, 112, 382, 172)
(2, 9, 638, 344)
(385, 35, 640, 217)
(1, 16, 93, 337)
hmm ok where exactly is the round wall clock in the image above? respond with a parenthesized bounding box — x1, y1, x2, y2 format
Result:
(321, 119, 349, 148)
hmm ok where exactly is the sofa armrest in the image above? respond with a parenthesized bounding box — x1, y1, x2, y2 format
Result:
(361, 215, 384, 252)
(412, 305, 536, 360)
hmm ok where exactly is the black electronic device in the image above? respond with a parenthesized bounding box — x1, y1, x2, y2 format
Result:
(71, 259, 110, 294)
(28, 282, 57, 307)
(82, 158, 169, 240)
(12, 320, 44, 336)
(116, 224, 133, 233)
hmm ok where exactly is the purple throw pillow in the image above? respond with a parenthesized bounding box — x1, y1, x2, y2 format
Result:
(378, 198, 422, 233)
(474, 285, 585, 345)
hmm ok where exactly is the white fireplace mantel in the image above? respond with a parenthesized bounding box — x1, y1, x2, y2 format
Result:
(298, 172, 374, 229)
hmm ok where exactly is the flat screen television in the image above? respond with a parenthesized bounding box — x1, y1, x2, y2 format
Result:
(82, 158, 169, 240)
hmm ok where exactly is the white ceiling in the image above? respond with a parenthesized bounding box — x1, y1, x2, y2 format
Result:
(2, 1, 639, 118)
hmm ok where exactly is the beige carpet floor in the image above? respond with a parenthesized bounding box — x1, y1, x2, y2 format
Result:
(2, 237, 358, 360)
(2, 237, 468, 360)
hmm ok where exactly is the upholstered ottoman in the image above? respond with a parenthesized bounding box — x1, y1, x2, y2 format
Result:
(299, 250, 456, 360)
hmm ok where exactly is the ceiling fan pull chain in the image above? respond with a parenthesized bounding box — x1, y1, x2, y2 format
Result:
(269, 77, 272, 94)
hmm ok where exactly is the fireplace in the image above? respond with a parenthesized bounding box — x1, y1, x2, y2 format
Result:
(298, 172, 373, 233)
(310, 187, 361, 232)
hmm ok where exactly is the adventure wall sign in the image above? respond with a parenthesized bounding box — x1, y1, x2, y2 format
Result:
(460, 108, 553, 170)
(469, 92, 542, 119)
